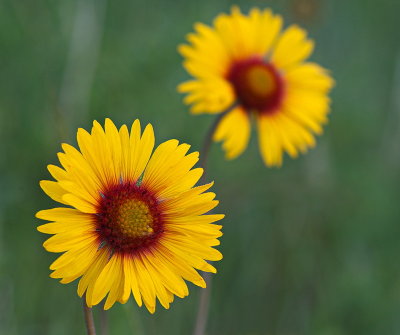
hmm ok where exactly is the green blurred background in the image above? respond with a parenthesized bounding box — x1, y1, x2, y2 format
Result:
(1, 0, 400, 334)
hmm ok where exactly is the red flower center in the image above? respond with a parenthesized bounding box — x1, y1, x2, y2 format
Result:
(95, 183, 164, 254)
(228, 58, 284, 114)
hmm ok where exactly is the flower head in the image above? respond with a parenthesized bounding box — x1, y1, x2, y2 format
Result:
(178, 6, 334, 167)
(36, 119, 223, 313)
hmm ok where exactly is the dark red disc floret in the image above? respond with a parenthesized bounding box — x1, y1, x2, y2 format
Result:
(227, 57, 285, 114)
(94, 182, 164, 255)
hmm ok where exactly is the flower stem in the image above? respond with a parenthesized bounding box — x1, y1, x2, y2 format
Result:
(193, 272, 213, 335)
(193, 105, 233, 335)
(198, 106, 233, 173)
(83, 299, 97, 335)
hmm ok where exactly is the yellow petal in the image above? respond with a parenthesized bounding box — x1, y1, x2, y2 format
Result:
(58, 180, 98, 207)
(50, 241, 98, 280)
(47, 164, 68, 182)
(271, 25, 314, 70)
(62, 194, 96, 214)
(155, 244, 207, 288)
(130, 122, 155, 182)
(38, 219, 94, 235)
(43, 231, 97, 253)
(142, 139, 179, 188)
(90, 120, 117, 186)
(162, 236, 223, 262)
(160, 182, 215, 212)
(36, 207, 90, 222)
(140, 256, 171, 309)
(60, 143, 103, 199)
(104, 118, 122, 185)
(78, 249, 110, 305)
(125, 257, 143, 307)
(248, 8, 283, 56)
(39, 180, 68, 205)
(168, 214, 224, 225)
(120, 257, 132, 304)
(213, 107, 251, 160)
(257, 114, 283, 167)
(105, 271, 124, 310)
(285, 62, 334, 93)
(142, 252, 188, 298)
(159, 241, 217, 274)
(76, 127, 109, 189)
(142, 140, 203, 198)
(50, 241, 97, 271)
(90, 255, 119, 306)
(166, 223, 223, 240)
(133, 256, 156, 313)
(178, 78, 235, 114)
(163, 195, 219, 217)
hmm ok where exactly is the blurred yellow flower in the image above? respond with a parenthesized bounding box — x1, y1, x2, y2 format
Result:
(178, 6, 334, 167)
(36, 119, 223, 313)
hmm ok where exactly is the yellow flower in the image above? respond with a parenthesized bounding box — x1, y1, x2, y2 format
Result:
(178, 6, 334, 167)
(36, 119, 223, 313)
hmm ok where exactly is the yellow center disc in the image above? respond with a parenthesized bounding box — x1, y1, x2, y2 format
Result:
(117, 199, 154, 238)
(246, 65, 277, 98)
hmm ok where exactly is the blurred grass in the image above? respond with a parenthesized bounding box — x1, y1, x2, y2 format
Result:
(1, 0, 400, 334)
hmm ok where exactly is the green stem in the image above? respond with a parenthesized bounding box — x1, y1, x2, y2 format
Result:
(193, 104, 234, 335)
(198, 106, 234, 174)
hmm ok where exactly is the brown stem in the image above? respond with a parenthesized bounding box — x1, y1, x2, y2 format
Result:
(193, 272, 213, 335)
(83, 299, 97, 335)
(193, 104, 235, 335)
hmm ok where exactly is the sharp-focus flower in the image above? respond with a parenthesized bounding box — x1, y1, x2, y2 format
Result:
(178, 6, 334, 167)
(36, 119, 223, 313)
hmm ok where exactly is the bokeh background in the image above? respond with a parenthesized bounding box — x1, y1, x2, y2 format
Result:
(1, 0, 400, 334)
